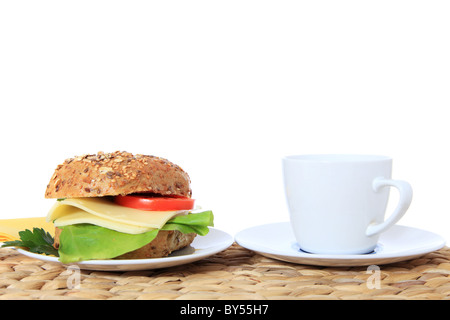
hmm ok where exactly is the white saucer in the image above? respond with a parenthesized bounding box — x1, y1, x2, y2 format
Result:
(235, 222, 446, 267)
(16, 228, 233, 271)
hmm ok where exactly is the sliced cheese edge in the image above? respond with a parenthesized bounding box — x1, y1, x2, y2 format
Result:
(52, 209, 156, 234)
(46, 198, 186, 234)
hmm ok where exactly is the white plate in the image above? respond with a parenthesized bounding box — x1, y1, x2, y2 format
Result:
(235, 222, 446, 267)
(16, 228, 233, 271)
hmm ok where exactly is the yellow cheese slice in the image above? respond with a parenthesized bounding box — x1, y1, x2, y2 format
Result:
(46, 198, 185, 234)
(0, 217, 55, 242)
(52, 209, 154, 234)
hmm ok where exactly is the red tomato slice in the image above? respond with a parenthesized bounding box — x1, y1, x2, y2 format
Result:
(114, 194, 195, 211)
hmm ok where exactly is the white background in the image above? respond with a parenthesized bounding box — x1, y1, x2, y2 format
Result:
(0, 1, 449, 243)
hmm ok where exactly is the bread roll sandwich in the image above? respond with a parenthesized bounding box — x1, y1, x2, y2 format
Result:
(5, 151, 214, 263)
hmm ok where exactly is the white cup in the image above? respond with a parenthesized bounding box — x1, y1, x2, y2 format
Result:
(282, 154, 413, 255)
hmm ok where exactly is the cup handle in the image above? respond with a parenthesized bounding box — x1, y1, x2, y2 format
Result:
(365, 177, 413, 237)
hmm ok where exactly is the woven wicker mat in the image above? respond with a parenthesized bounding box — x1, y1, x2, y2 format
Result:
(0, 243, 449, 300)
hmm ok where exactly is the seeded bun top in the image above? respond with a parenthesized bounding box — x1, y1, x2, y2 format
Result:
(45, 151, 192, 199)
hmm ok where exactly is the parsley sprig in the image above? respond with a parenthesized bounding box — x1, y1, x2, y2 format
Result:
(1, 228, 59, 256)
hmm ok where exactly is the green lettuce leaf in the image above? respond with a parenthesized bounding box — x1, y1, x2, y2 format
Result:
(57, 210, 214, 263)
(58, 225, 159, 263)
(162, 210, 214, 236)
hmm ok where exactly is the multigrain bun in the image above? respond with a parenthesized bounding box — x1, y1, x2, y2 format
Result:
(45, 151, 192, 199)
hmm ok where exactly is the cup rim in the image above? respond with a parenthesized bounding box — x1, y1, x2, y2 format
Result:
(283, 154, 392, 163)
